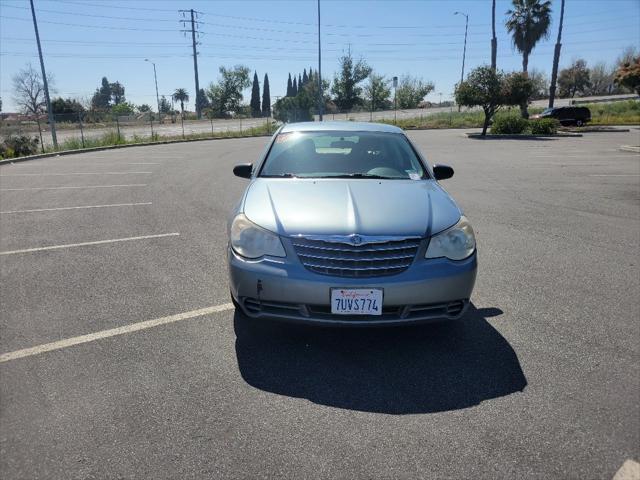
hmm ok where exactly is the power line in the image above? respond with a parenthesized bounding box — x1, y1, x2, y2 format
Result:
(0, 4, 177, 22)
(0, 15, 178, 32)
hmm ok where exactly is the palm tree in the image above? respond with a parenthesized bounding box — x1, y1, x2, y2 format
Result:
(506, 0, 552, 73)
(505, 0, 552, 117)
(172, 88, 189, 119)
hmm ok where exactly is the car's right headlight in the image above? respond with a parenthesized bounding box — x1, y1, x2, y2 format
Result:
(425, 215, 476, 261)
(230, 213, 286, 259)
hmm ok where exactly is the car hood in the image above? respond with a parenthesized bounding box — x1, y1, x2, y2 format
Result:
(242, 178, 461, 237)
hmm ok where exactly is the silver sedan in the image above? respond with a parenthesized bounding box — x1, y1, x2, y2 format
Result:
(228, 121, 477, 326)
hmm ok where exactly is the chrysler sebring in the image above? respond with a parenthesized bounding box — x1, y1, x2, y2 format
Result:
(228, 122, 477, 326)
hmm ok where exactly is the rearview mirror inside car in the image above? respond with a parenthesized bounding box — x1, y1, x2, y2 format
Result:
(233, 163, 253, 179)
(433, 164, 454, 181)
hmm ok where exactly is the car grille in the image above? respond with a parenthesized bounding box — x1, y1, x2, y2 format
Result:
(291, 237, 421, 278)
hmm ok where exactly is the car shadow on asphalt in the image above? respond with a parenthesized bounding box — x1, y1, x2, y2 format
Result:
(234, 304, 527, 414)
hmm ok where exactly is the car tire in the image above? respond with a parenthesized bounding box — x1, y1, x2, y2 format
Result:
(576, 120, 583, 127)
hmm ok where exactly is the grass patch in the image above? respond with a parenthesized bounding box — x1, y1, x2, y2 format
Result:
(375, 99, 639, 130)
(377, 110, 486, 129)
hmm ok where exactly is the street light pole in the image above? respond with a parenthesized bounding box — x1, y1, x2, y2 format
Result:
(145, 59, 161, 119)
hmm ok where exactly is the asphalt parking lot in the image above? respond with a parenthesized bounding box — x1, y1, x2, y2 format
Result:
(1, 127, 639, 479)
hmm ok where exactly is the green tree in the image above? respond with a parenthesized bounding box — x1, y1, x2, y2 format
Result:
(286, 73, 293, 97)
(274, 75, 330, 122)
(51, 97, 85, 115)
(205, 65, 251, 118)
(111, 102, 135, 116)
(292, 77, 298, 96)
(262, 73, 271, 117)
(364, 73, 391, 113)
(196, 89, 210, 114)
(557, 59, 591, 98)
(503, 71, 535, 110)
(110, 82, 125, 105)
(138, 104, 152, 113)
(250, 72, 261, 117)
(331, 51, 372, 112)
(506, 0, 552, 116)
(302, 69, 309, 86)
(91, 77, 111, 110)
(172, 88, 189, 119)
(455, 65, 532, 136)
(614, 56, 640, 95)
(90, 77, 126, 110)
(396, 75, 435, 109)
(158, 96, 172, 114)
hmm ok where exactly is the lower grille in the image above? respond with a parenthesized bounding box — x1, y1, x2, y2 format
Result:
(292, 237, 421, 278)
(241, 297, 468, 322)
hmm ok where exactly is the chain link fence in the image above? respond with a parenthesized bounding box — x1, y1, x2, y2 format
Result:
(0, 112, 278, 155)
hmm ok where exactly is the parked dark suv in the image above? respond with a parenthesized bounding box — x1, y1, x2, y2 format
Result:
(533, 106, 591, 127)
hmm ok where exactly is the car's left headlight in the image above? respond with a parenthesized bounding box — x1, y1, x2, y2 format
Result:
(425, 215, 476, 260)
(230, 213, 286, 259)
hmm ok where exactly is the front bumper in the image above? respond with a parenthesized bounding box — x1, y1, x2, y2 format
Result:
(228, 242, 477, 326)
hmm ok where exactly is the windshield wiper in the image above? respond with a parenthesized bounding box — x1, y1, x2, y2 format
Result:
(319, 173, 398, 179)
(261, 173, 298, 178)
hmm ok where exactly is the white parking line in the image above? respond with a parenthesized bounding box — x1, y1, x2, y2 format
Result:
(0, 232, 180, 255)
(612, 459, 640, 480)
(1, 184, 147, 191)
(589, 174, 640, 177)
(0, 171, 152, 176)
(0, 202, 152, 214)
(0, 303, 234, 363)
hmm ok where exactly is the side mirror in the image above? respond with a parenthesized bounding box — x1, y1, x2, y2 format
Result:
(433, 164, 454, 181)
(233, 163, 253, 179)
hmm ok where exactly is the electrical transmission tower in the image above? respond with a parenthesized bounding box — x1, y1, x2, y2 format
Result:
(179, 9, 203, 119)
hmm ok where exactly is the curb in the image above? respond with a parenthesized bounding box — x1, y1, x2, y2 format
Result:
(0, 133, 274, 165)
(560, 127, 632, 133)
(465, 132, 582, 139)
(619, 145, 640, 153)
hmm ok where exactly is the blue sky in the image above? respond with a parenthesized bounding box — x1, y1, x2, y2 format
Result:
(1, 0, 639, 112)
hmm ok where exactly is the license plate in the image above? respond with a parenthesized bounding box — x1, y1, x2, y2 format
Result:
(330, 288, 383, 315)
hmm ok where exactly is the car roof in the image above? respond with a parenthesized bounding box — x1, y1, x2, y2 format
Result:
(280, 121, 404, 134)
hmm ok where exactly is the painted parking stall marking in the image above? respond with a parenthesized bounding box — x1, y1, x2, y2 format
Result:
(0, 202, 153, 215)
(0, 303, 234, 363)
(0, 184, 147, 191)
(0, 232, 180, 256)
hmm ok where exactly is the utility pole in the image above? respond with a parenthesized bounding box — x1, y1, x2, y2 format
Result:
(548, 0, 565, 108)
(491, 0, 497, 71)
(145, 59, 161, 119)
(317, 0, 323, 121)
(454, 11, 469, 84)
(180, 9, 202, 119)
(29, 0, 57, 150)
(454, 11, 469, 112)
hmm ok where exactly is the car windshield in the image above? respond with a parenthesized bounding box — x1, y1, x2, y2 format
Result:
(260, 131, 428, 179)
(542, 108, 553, 114)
